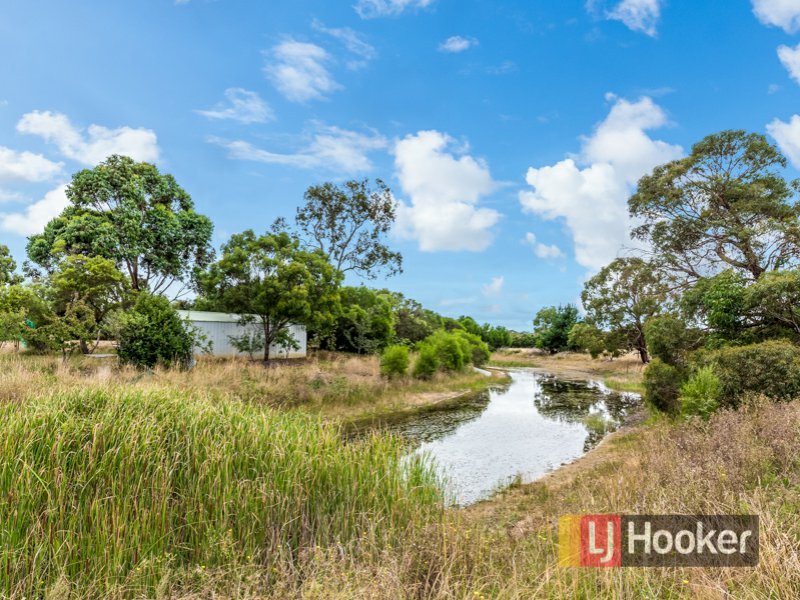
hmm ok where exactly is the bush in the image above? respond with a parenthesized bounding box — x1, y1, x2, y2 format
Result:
(413, 343, 440, 379)
(455, 330, 490, 367)
(428, 330, 467, 371)
(568, 323, 606, 358)
(700, 340, 800, 407)
(643, 358, 683, 414)
(116, 293, 195, 369)
(645, 314, 690, 366)
(680, 366, 721, 419)
(380, 345, 410, 378)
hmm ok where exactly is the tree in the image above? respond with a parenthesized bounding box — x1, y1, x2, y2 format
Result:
(48, 255, 129, 351)
(330, 286, 395, 354)
(568, 323, 606, 359)
(27, 155, 213, 294)
(532, 305, 579, 354)
(293, 179, 402, 279)
(0, 245, 21, 286)
(629, 130, 800, 284)
(582, 258, 669, 363)
(391, 293, 442, 344)
(197, 230, 340, 361)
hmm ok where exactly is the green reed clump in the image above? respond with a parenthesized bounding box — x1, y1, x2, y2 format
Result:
(0, 387, 442, 597)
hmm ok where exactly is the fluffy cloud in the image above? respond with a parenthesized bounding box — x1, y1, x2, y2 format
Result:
(0, 147, 62, 182)
(394, 130, 500, 252)
(0, 184, 68, 236)
(768, 114, 800, 167)
(17, 111, 159, 165)
(524, 232, 565, 259)
(519, 95, 682, 271)
(211, 125, 387, 173)
(311, 20, 376, 70)
(354, 0, 434, 18)
(438, 36, 478, 53)
(482, 276, 504, 296)
(196, 88, 274, 124)
(264, 40, 341, 102)
(778, 43, 800, 84)
(752, 0, 800, 32)
(606, 0, 661, 36)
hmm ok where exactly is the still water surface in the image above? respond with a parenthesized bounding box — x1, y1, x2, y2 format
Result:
(386, 369, 639, 506)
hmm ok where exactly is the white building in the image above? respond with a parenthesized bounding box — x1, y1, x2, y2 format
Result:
(176, 311, 307, 359)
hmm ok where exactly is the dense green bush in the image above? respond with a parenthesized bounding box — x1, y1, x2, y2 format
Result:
(643, 358, 682, 414)
(645, 314, 691, 366)
(413, 343, 440, 379)
(380, 345, 410, 378)
(455, 330, 490, 367)
(568, 323, 606, 358)
(427, 330, 467, 371)
(680, 366, 721, 419)
(116, 293, 196, 369)
(699, 340, 800, 407)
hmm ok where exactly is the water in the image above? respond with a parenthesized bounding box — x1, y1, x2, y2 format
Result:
(386, 369, 640, 506)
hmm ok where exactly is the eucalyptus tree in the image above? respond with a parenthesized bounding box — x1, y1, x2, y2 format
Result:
(27, 155, 213, 295)
(629, 130, 800, 284)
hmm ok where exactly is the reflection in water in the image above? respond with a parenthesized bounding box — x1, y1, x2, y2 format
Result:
(383, 369, 639, 506)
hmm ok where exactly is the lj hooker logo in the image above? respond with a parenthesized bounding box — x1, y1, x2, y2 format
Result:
(558, 515, 759, 567)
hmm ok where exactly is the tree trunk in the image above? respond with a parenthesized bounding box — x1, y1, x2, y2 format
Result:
(635, 323, 650, 364)
(262, 320, 271, 363)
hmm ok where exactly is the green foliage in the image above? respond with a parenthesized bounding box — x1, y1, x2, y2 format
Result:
(391, 293, 442, 345)
(412, 343, 440, 379)
(0, 245, 21, 286)
(0, 387, 440, 597)
(630, 130, 800, 283)
(26, 155, 213, 293)
(747, 269, 800, 340)
(330, 286, 395, 353)
(228, 328, 265, 360)
(455, 330, 491, 367)
(582, 257, 669, 363)
(532, 304, 579, 354)
(294, 178, 402, 279)
(644, 313, 692, 366)
(680, 366, 721, 419)
(116, 293, 195, 369)
(643, 358, 683, 414)
(197, 230, 340, 361)
(568, 323, 606, 358)
(508, 331, 538, 348)
(480, 324, 512, 350)
(699, 340, 800, 407)
(380, 345, 410, 378)
(427, 330, 467, 371)
(682, 270, 749, 346)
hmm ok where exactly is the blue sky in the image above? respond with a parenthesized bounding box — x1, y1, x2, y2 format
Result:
(2, 0, 800, 330)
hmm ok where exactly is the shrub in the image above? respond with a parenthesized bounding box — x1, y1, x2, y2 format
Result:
(380, 345, 410, 378)
(116, 293, 195, 369)
(568, 323, 606, 359)
(413, 343, 440, 379)
(680, 366, 721, 419)
(428, 330, 467, 371)
(700, 340, 800, 407)
(455, 330, 490, 367)
(645, 314, 690, 366)
(643, 358, 683, 414)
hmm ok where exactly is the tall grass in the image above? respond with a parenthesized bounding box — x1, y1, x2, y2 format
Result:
(0, 386, 442, 598)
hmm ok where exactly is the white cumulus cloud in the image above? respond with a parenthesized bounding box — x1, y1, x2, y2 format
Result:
(778, 43, 800, 84)
(768, 114, 800, 167)
(752, 0, 800, 32)
(438, 36, 478, 53)
(524, 232, 565, 259)
(264, 40, 341, 103)
(211, 124, 387, 174)
(0, 184, 68, 236)
(0, 147, 62, 182)
(482, 276, 504, 296)
(519, 95, 683, 271)
(606, 0, 661, 36)
(354, 0, 434, 18)
(394, 130, 501, 252)
(196, 88, 274, 124)
(17, 111, 159, 165)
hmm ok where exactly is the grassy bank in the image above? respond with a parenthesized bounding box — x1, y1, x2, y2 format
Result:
(491, 349, 646, 394)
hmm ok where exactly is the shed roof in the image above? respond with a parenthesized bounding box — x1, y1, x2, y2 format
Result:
(176, 310, 250, 323)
